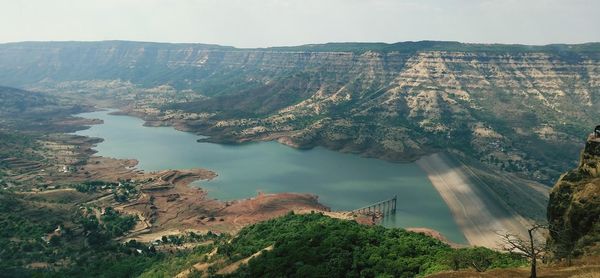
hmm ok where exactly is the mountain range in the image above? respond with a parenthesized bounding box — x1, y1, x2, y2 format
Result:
(1, 40, 599, 184)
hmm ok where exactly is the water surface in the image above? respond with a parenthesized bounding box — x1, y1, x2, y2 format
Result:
(75, 110, 467, 243)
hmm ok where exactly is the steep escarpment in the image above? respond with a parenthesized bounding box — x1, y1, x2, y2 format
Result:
(548, 135, 600, 259)
(172, 49, 600, 184)
(0, 41, 410, 97)
(1, 41, 599, 184)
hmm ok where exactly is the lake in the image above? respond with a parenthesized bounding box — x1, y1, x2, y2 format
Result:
(75, 110, 467, 243)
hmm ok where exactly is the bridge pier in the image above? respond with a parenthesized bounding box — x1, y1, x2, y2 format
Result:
(352, 195, 397, 220)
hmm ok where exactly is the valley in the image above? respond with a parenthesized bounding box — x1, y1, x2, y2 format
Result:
(4, 41, 599, 186)
(0, 86, 345, 275)
(74, 109, 467, 243)
(0, 40, 598, 277)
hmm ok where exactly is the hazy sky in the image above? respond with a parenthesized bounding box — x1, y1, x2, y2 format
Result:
(1, 0, 599, 48)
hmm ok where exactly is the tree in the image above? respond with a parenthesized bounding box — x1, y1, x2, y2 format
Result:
(444, 247, 495, 272)
(549, 225, 577, 266)
(446, 251, 463, 271)
(498, 223, 547, 278)
(467, 247, 493, 272)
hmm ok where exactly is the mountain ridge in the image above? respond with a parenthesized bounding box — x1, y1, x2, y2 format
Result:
(548, 134, 600, 259)
(3, 39, 600, 52)
(1, 40, 599, 185)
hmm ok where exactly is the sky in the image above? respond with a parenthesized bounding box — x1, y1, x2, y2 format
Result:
(1, 0, 599, 48)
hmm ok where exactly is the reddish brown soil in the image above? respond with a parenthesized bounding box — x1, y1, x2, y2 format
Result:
(119, 169, 333, 242)
(95, 166, 335, 242)
(16, 117, 365, 243)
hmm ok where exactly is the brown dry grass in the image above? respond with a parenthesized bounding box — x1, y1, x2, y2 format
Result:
(427, 257, 600, 278)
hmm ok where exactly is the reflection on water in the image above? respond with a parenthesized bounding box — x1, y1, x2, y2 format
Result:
(75, 110, 467, 243)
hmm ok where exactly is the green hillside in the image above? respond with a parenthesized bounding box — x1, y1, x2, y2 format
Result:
(141, 213, 524, 277)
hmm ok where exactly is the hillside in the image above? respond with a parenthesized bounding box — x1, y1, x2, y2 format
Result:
(1, 41, 598, 185)
(140, 212, 526, 277)
(0, 86, 90, 132)
(1, 42, 599, 276)
(548, 134, 600, 260)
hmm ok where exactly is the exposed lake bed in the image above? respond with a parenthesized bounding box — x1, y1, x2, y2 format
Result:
(74, 110, 467, 243)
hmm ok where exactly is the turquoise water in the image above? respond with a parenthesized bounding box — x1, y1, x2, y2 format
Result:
(75, 110, 467, 243)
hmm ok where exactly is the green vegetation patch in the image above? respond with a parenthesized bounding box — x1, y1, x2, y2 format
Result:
(77, 206, 138, 245)
(216, 213, 525, 277)
(1, 197, 525, 278)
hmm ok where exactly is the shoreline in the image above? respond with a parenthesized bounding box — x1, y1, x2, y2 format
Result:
(33, 111, 339, 242)
(79, 108, 474, 243)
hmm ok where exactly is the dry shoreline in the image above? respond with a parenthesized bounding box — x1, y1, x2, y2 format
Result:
(15, 115, 339, 243)
(90, 109, 488, 245)
(79, 108, 536, 246)
(416, 153, 538, 249)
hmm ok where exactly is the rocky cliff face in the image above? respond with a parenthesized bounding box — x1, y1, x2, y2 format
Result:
(1, 41, 599, 184)
(172, 47, 600, 184)
(0, 41, 409, 92)
(548, 135, 600, 258)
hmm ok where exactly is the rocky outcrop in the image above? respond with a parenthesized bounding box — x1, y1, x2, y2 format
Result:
(548, 135, 600, 259)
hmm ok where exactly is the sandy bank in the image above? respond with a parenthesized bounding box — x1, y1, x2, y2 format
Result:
(416, 153, 535, 249)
